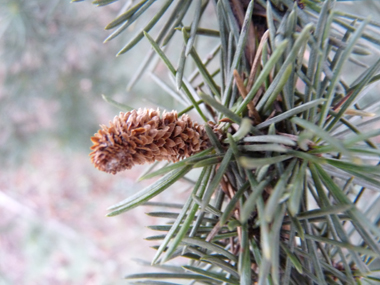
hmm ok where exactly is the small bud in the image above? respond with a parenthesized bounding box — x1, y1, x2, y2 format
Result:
(90, 108, 210, 174)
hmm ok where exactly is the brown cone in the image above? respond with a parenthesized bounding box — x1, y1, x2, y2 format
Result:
(90, 108, 210, 174)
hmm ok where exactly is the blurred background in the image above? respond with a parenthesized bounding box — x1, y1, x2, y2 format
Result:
(0, 0, 188, 284)
(1, 0, 380, 284)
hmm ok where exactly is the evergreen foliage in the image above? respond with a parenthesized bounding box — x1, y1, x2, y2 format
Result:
(81, 0, 380, 283)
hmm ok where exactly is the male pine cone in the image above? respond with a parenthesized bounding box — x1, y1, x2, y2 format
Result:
(90, 108, 210, 174)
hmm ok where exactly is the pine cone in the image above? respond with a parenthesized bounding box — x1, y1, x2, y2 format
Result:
(90, 108, 210, 174)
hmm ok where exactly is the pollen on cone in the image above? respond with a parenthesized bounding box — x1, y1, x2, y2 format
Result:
(89, 108, 210, 174)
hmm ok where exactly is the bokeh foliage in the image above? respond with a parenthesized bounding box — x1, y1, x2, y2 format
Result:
(0, 0, 174, 167)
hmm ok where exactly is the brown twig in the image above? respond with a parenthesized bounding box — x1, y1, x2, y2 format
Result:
(233, 69, 262, 123)
(247, 30, 270, 91)
(230, 0, 256, 64)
